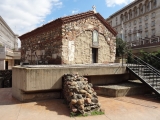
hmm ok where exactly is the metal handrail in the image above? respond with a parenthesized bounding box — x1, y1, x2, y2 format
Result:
(127, 53, 160, 91)
(127, 53, 160, 75)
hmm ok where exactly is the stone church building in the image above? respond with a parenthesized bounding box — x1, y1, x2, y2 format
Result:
(19, 10, 117, 65)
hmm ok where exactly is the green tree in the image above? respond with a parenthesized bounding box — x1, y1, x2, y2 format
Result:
(116, 38, 128, 58)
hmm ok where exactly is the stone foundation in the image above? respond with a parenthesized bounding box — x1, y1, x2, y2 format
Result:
(63, 74, 101, 114)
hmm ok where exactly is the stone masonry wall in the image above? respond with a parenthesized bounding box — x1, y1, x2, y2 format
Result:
(61, 15, 116, 64)
(21, 26, 62, 64)
(63, 73, 101, 114)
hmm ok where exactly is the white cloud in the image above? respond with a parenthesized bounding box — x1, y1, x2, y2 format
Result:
(0, 0, 62, 36)
(105, 0, 134, 7)
(72, 9, 79, 14)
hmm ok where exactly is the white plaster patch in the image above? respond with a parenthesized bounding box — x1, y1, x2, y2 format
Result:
(68, 41, 75, 62)
(88, 24, 94, 29)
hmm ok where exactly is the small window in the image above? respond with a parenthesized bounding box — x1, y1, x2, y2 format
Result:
(152, 29, 155, 35)
(145, 15, 148, 21)
(92, 30, 98, 46)
(151, 12, 156, 18)
(134, 34, 137, 40)
(146, 2, 150, 12)
(138, 32, 142, 39)
(129, 35, 132, 41)
(139, 25, 142, 30)
(151, 21, 155, 27)
(145, 23, 148, 28)
(145, 31, 148, 37)
(152, 0, 157, 9)
(139, 18, 142, 23)
(125, 36, 127, 41)
(134, 20, 137, 25)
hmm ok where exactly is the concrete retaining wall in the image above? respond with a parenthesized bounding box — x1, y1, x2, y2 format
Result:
(12, 64, 127, 101)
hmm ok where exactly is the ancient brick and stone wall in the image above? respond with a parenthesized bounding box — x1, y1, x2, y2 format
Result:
(61, 15, 116, 64)
(21, 25, 62, 64)
(20, 11, 116, 65)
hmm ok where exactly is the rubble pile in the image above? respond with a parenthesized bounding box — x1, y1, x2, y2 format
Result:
(63, 73, 101, 114)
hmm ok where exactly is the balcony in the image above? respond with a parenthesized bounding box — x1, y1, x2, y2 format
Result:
(127, 36, 160, 49)
(0, 47, 20, 59)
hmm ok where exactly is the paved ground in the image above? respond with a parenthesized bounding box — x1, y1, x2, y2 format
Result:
(0, 88, 160, 120)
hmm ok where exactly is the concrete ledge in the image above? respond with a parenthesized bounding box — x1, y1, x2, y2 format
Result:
(94, 81, 151, 97)
(12, 63, 127, 101)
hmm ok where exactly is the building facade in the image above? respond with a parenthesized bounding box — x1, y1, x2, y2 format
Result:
(0, 16, 20, 70)
(19, 11, 117, 65)
(107, 0, 160, 53)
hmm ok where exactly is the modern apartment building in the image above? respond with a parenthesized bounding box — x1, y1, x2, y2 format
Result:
(0, 16, 20, 70)
(107, 0, 160, 53)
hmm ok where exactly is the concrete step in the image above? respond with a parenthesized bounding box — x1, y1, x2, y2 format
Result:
(94, 81, 151, 97)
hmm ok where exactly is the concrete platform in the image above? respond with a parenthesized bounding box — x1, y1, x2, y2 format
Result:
(1, 88, 160, 120)
(12, 63, 128, 101)
(94, 81, 151, 97)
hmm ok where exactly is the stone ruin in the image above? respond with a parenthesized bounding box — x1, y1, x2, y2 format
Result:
(63, 73, 101, 115)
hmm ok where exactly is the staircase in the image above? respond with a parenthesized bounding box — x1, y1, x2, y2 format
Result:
(126, 54, 160, 96)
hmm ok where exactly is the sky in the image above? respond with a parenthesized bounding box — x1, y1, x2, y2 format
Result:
(0, 0, 134, 47)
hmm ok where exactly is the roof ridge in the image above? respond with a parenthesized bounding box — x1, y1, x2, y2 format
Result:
(61, 10, 93, 19)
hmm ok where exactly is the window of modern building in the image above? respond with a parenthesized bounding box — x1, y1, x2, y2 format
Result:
(139, 18, 142, 23)
(129, 35, 132, 41)
(139, 4, 143, 14)
(145, 15, 148, 21)
(151, 12, 156, 18)
(125, 12, 128, 21)
(133, 7, 137, 17)
(151, 20, 155, 27)
(125, 36, 127, 41)
(145, 31, 148, 37)
(145, 1, 150, 12)
(129, 10, 132, 19)
(138, 32, 142, 39)
(120, 14, 123, 23)
(152, 29, 155, 36)
(134, 20, 137, 25)
(145, 23, 148, 28)
(139, 25, 142, 30)
(152, 0, 157, 9)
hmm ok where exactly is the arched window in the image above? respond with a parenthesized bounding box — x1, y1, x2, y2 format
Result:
(129, 10, 132, 19)
(133, 7, 137, 17)
(120, 14, 123, 23)
(139, 3, 143, 15)
(151, 0, 157, 9)
(92, 30, 98, 46)
(145, 0, 150, 12)
(125, 12, 128, 21)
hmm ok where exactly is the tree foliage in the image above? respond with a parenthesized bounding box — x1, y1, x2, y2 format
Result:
(140, 50, 160, 70)
(116, 38, 128, 58)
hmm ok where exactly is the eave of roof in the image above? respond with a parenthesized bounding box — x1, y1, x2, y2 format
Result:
(0, 16, 18, 36)
(19, 10, 117, 40)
